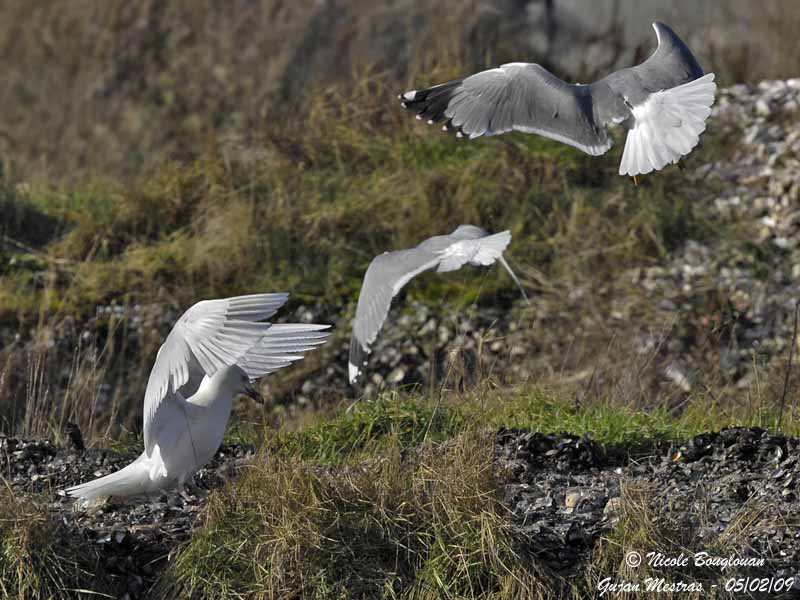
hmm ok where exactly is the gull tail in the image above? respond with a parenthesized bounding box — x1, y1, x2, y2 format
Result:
(619, 72, 716, 176)
(65, 454, 152, 500)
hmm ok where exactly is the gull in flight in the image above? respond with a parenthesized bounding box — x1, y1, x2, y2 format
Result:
(66, 293, 329, 501)
(399, 22, 716, 180)
(349, 225, 528, 384)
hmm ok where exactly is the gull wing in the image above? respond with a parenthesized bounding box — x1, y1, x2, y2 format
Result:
(400, 63, 613, 155)
(142, 293, 289, 450)
(438, 230, 530, 304)
(348, 245, 445, 384)
(349, 227, 529, 384)
(618, 73, 715, 176)
(607, 21, 706, 103)
(237, 323, 331, 379)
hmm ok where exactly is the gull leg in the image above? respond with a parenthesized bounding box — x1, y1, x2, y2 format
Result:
(632, 175, 640, 186)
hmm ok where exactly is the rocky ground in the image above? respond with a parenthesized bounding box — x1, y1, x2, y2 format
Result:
(496, 427, 800, 588)
(358, 79, 800, 396)
(4, 424, 800, 598)
(1, 431, 255, 598)
(286, 78, 800, 404)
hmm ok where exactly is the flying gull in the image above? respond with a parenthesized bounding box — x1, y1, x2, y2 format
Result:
(399, 22, 716, 179)
(349, 225, 528, 384)
(66, 293, 329, 501)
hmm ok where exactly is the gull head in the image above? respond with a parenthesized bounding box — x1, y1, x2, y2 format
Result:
(217, 366, 264, 404)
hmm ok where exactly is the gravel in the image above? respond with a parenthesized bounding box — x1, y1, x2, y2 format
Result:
(0, 431, 254, 597)
(495, 426, 800, 588)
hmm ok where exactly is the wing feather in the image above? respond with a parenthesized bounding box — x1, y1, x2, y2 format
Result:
(348, 226, 527, 384)
(349, 247, 443, 383)
(401, 63, 612, 155)
(143, 293, 289, 451)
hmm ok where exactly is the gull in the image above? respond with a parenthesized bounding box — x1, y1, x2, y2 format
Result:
(399, 21, 716, 180)
(66, 293, 329, 501)
(349, 225, 528, 384)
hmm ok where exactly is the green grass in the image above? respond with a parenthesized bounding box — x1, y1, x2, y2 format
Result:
(163, 384, 793, 599)
(2, 381, 796, 599)
(1, 4, 799, 598)
(163, 431, 548, 600)
(259, 382, 800, 467)
(0, 70, 731, 442)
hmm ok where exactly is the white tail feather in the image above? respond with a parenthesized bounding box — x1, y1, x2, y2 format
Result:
(619, 73, 716, 176)
(437, 231, 511, 272)
(471, 231, 512, 266)
(65, 454, 153, 500)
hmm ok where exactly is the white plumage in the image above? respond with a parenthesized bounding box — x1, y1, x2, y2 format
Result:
(400, 22, 716, 178)
(348, 225, 528, 385)
(619, 73, 716, 176)
(65, 293, 329, 501)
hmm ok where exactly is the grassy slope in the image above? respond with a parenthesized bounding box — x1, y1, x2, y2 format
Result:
(1, 71, 794, 599)
(5, 385, 792, 599)
(160, 388, 800, 599)
(0, 73, 729, 441)
(1, 4, 800, 598)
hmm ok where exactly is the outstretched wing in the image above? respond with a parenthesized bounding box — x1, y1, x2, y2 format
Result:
(349, 247, 444, 384)
(599, 22, 714, 176)
(349, 227, 530, 384)
(607, 21, 706, 103)
(143, 293, 289, 448)
(435, 230, 511, 271)
(400, 62, 612, 155)
(437, 230, 529, 304)
(237, 323, 330, 379)
(618, 73, 715, 176)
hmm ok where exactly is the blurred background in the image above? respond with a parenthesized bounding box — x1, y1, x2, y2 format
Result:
(0, 0, 795, 180)
(0, 0, 798, 444)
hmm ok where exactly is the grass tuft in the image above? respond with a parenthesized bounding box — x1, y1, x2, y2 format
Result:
(0, 485, 107, 599)
(164, 432, 549, 600)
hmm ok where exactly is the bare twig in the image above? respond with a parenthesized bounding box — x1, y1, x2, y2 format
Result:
(777, 299, 800, 431)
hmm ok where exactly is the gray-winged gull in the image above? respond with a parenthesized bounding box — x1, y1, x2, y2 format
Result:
(399, 22, 716, 179)
(66, 293, 329, 500)
(349, 225, 528, 384)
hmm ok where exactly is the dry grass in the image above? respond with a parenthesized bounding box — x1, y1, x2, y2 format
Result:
(162, 432, 552, 600)
(0, 383, 796, 598)
(0, 485, 105, 599)
(0, 1, 798, 182)
(0, 2, 797, 599)
(3, 1, 799, 442)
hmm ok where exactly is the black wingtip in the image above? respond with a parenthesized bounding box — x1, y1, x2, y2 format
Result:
(398, 78, 466, 136)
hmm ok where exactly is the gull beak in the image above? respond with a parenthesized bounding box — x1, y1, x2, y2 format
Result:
(243, 382, 264, 404)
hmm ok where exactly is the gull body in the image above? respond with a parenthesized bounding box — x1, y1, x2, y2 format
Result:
(66, 293, 329, 501)
(348, 225, 528, 384)
(399, 22, 716, 177)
